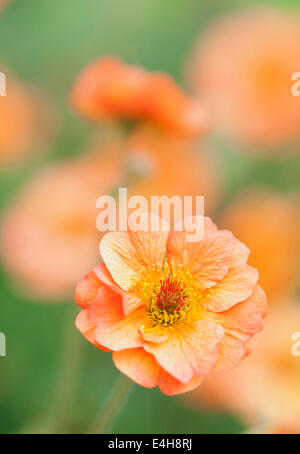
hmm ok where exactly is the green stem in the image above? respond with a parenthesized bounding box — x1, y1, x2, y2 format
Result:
(49, 304, 84, 433)
(86, 374, 134, 434)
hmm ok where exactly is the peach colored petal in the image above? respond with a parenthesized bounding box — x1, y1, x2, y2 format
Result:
(214, 334, 248, 371)
(74, 266, 103, 309)
(93, 262, 122, 293)
(122, 293, 144, 316)
(158, 370, 204, 396)
(89, 286, 148, 351)
(244, 333, 260, 359)
(202, 265, 259, 312)
(139, 326, 169, 343)
(93, 262, 143, 316)
(143, 320, 224, 383)
(249, 285, 268, 318)
(100, 232, 140, 291)
(209, 299, 264, 337)
(113, 348, 160, 388)
(75, 310, 110, 352)
(168, 217, 234, 288)
(231, 238, 250, 267)
(208, 301, 263, 370)
(127, 212, 169, 269)
(100, 213, 169, 291)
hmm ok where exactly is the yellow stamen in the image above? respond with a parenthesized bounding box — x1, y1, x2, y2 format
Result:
(132, 261, 201, 328)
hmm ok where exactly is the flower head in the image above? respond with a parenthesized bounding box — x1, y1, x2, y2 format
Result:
(71, 56, 208, 137)
(0, 138, 121, 300)
(220, 190, 299, 299)
(187, 8, 300, 148)
(75, 213, 266, 395)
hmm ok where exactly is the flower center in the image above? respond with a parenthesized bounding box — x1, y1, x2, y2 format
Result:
(155, 275, 188, 311)
(133, 262, 198, 328)
(147, 275, 190, 327)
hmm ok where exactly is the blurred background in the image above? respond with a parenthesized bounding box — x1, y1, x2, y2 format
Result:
(0, 0, 300, 434)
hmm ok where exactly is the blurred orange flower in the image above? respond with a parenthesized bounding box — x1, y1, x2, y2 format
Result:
(191, 302, 300, 433)
(219, 190, 299, 299)
(71, 56, 208, 137)
(0, 71, 56, 167)
(187, 8, 300, 149)
(124, 125, 221, 217)
(75, 213, 266, 395)
(0, 139, 121, 300)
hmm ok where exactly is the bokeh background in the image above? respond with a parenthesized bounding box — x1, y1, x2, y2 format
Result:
(0, 0, 300, 434)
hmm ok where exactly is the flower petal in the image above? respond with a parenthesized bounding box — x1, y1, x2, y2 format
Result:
(158, 370, 204, 396)
(75, 309, 110, 351)
(122, 293, 144, 316)
(100, 213, 169, 291)
(202, 265, 259, 312)
(113, 348, 160, 388)
(93, 262, 122, 294)
(209, 299, 264, 337)
(214, 334, 248, 371)
(143, 320, 224, 383)
(94, 262, 144, 316)
(74, 265, 103, 309)
(140, 325, 169, 343)
(206, 293, 265, 370)
(90, 286, 147, 351)
(230, 238, 250, 267)
(249, 284, 267, 318)
(127, 212, 169, 268)
(168, 217, 234, 288)
(100, 232, 141, 291)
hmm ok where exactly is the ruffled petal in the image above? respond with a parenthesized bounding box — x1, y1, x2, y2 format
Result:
(89, 286, 147, 351)
(202, 265, 259, 312)
(206, 292, 265, 371)
(230, 238, 250, 267)
(93, 262, 122, 294)
(249, 285, 268, 318)
(143, 320, 224, 384)
(113, 348, 160, 388)
(94, 262, 144, 316)
(75, 309, 110, 352)
(158, 370, 204, 395)
(168, 217, 234, 288)
(100, 213, 169, 291)
(214, 334, 248, 371)
(74, 265, 103, 309)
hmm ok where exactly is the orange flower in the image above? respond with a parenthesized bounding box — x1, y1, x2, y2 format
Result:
(0, 71, 56, 167)
(219, 190, 299, 299)
(0, 139, 121, 300)
(187, 8, 300, 148)
(71, 56, 208, 137)
(75, 213, 266, 395)
(191, 302, 300, 433)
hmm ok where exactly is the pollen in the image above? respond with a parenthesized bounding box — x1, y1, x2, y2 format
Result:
(133, 261, 200, 328)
